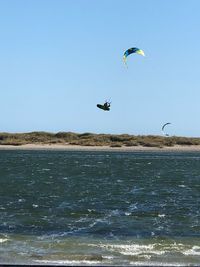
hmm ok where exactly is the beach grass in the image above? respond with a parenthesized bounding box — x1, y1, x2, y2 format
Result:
(1, 132, 200, 148)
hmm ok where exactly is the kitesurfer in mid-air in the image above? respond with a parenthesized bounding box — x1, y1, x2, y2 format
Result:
(97, 101, 111, 111)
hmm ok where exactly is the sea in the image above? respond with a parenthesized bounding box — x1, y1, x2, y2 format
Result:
(0, 149, 200, 266)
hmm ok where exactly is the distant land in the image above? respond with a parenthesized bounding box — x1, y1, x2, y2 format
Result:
(1, 131, 200, 149)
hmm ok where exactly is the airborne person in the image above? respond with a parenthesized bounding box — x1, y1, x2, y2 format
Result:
(97, 101, 111, 111)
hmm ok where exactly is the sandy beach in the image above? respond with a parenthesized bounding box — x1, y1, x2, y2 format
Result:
(1, 143, 200, 152)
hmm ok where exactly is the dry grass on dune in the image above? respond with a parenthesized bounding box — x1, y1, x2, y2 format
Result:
(1, 132, 200, 148)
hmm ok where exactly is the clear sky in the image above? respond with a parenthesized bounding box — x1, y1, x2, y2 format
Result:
(0, 0, 200, 136)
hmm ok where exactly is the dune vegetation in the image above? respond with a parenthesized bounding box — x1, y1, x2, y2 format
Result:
(0, 132, 200, 148)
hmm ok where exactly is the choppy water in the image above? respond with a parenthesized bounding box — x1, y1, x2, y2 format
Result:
(0, 150, 200, 265)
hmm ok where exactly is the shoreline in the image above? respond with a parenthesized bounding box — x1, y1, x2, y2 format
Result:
(1, 143, 200, 152)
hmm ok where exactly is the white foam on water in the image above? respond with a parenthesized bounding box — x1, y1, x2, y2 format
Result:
(178, 185, 186, 188)
(0, 238, 9, 243)
(34, 259, 101, 265)
(18, 198, 25, 203)
(102, 255, 114, 260)
(128, 202, 138, 211)
(130, 261, 186, 266)
(32, 204, 39, 208)
(44, 181, 54, 184)
(89, 241, 200, 261)
(158, 214, 166, 218)
(90, 243, 164, 256)
(183, 245, 200, 256)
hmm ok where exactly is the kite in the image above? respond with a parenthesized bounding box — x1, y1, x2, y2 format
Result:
(123, 47, 145, 66)
(162, 122, 171, 136)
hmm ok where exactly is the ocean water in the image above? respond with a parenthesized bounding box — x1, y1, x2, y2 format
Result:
(0, 149, 200, 265)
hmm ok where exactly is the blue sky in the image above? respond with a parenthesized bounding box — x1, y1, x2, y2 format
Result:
(0, 0, 200, 136)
